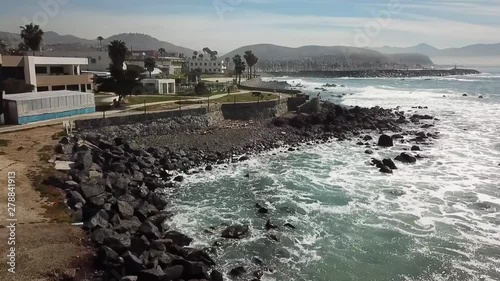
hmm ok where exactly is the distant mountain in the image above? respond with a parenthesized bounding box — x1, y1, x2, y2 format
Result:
(0, 31, 195, 55)
(372, 42, 500, 57)
(372, 43, 440, 55)
(223, 44, 434, 66)
(102, 33, 195, 55)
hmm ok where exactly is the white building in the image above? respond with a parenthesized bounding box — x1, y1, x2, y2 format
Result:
(187, 59, 226, 74)
(1, 54, 93, 92)
(141, 79, 176, 95)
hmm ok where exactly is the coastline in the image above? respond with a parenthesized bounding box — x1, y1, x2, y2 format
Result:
(49, 101, 438, 280)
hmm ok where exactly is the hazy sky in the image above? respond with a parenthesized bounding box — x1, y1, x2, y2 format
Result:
(1, 0, 499, 53)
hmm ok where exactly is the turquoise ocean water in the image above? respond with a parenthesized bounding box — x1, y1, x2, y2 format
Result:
(168, 68, 500, 281)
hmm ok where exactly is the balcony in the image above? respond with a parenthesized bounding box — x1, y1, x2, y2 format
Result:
(36, 74, 93, 87)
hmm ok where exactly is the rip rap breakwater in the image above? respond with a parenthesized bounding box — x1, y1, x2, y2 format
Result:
(268, 69, 480, 78)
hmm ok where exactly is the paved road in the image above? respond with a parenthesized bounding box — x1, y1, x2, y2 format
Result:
(0, 90, 289, 134)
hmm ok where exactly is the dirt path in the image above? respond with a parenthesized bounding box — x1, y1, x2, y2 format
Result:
(0, 125, 93, 281)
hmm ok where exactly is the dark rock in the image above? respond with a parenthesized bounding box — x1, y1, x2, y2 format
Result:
(253, 269, 264, 279)
(120, 276, 138, 281)
(378, 135, 394, 147)
(395, 153, 417, 164)
(411, 145, 421, 151)
(382, 159, 397, 170)
(104, 233, 131, 254)
(171, 259, 208, 280)
(363, 135, 373, 141)
(123, 251, 145, 275)
(113, 219, 141, 234)
(67, 191, 86, 208)
(111, 162, 128, 173)
(365, 150, 374, 155)
(163, 265, 184, 280)
(80, 182, 105, 199)
(221, 225, 249, 239)
(239, 156, 250, 161)
(210, 270, 224, 281)
(97, 245, 121, 267)
(389, 190, 406, 196)
(117, 200, 134, 219)
(379, 165, 393, 174)
(392, 134, 404, 139)
(138, 221, 161, 240)
(186, 249, 216, 267)
(91, 227, 114, 244)
(163, 231, 193, 247)
(284, 223, 296, 229)
(173, 175, 184, 182)
(147, 192, 168, 211)
(130, 236, 150, 256)
(205, 165, 213, 171)
(258, 207, 269, 214)
(267, 233, 279, 242)
(84, 209, 110, 230)
(229, 266, 246, 277)
(265, 220, 278, 230)
(135, 201, 159, 222)
(479, 95, 484, 99)
(138, 268, 165, 281)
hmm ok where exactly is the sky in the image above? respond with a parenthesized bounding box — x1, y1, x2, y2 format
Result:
(0, 0, 499, 53)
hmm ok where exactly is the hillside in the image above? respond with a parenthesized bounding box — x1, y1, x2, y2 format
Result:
(0, 31, 195, 55)
(223, 44, 434, 66)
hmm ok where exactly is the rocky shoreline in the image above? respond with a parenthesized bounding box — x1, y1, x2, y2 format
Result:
(267, 68, 480, 78)
(50, 102, 438, 281)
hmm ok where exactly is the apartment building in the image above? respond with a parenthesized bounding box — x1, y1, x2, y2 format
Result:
(0, 54, 93, 92)
(187, 58, 227, 74)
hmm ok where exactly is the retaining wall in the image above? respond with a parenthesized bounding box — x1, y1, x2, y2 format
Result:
(220, 99, 288, 120)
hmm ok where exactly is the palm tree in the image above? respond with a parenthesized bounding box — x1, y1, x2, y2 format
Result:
(244, 51, 259, 79)
(198, 53, 204, 60)
(20, 23, 44, 56)
(158, 48, 166, 57)
(97, 36, 104, 50)
(232, 55, 246, 85)
(211, 50, 218, 61)
(144, 57, 156, 78)
(107, 40, 128, 80)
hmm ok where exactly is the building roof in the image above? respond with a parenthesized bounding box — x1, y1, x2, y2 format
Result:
(4, 90, 93, 101)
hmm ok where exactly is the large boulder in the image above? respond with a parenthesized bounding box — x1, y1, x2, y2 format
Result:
(80, 182, 105, 200)
(221, 225, 249, 239)
(377, 135, 394, 147)
(104, 233, 131, 254)
(163, 231, 193, 247)
(138, 221, 161, 240)
(138, 268, 165, 281)
(382, 159, 397, 170)
(122, 251, 145, 275)
(395, 153, 417, 164)
(116, 200, 134, 219)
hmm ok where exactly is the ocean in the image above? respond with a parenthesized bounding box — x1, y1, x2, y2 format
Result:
(168, 68, 500, 281)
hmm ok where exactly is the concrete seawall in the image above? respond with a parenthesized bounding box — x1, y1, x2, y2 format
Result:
(76, 97, 308, 138)
(268, 68, 480, 78)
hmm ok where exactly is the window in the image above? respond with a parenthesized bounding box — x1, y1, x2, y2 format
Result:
(81, 84, 86, 92)
(87, 84, 92, 90)
(204, 63, 207, 66)
(50, 66, 65, 75)
(35, 67, 48, 74)
(190, 62, 193, 66)
(67, 84, 79, 91)
(37, 86, 49, 92)
(52, 85, 65, 91)
(90, 58, 97, 64)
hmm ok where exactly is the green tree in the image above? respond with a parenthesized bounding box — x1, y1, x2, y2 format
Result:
(198, 53, 204, 60)
(20, 23, 44, 56)
(244, 50, 259, 79)
(104, 40, 143, 101)
(144, 57, 156, 78)
(108, 40, 128, 80)
(158, 48, 166, 56)
(232, 55, 246, 85)
(192, 51, 198, 60)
